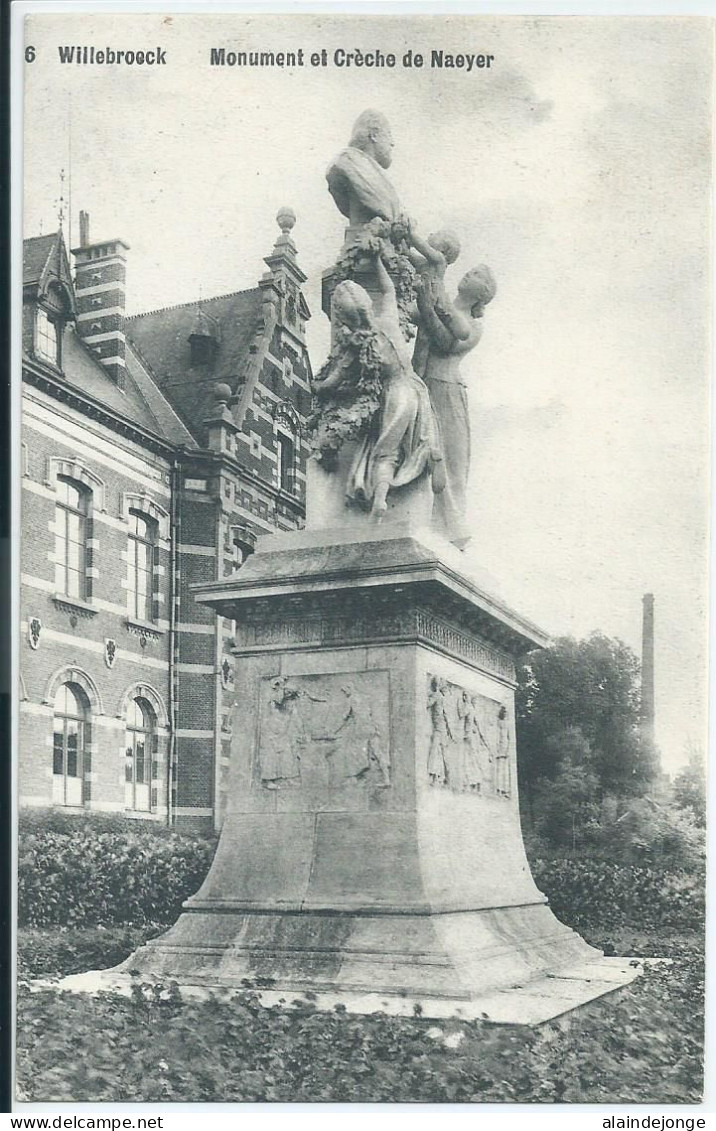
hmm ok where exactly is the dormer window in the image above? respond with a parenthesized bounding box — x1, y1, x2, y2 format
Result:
(190, 335, 215, 368)
(188, 307, 220, 369)
(36, 308, 60, 365)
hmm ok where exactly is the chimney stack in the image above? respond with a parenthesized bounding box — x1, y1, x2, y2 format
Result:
(641, 592, 655, 740)
(79, 210, 90, 248)
(72, 212, 129, 389)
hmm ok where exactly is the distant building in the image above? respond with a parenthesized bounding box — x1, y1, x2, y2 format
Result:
(20, 209, 312, 830)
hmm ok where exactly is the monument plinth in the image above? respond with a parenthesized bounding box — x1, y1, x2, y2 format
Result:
(86, 523, 637, 1021)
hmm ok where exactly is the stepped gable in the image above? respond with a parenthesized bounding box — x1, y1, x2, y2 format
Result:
(125, 288, 263, 441)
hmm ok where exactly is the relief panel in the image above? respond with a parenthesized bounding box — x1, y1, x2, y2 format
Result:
(256, 671, 391, 806)
(426, 674, 512, 798)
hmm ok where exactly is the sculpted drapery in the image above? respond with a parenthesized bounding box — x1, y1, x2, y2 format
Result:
(312, 109, 496, 543)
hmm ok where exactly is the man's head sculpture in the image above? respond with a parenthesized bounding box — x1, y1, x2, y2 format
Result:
(458, 265, 497, 316)
(348, 110, 394, 169)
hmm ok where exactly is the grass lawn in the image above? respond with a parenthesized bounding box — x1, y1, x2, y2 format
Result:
(16, 922, 704, 1104)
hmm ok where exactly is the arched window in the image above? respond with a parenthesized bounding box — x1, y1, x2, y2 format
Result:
(125, 697, 156, 811)
(36, 308, 59, 365)
(55, 476, 90, 600)
(52, 683, 88, 806)
(127, 509, 157, 622)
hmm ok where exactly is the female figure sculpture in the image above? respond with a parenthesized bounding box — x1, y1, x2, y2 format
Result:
(309, 248, 445, 520)
(494, 704, 512, 798)
(328, 684, 390, 787)
(260, 677, 306, 790)
(427, 676, 453, 787)
(414, 264, 497, 547)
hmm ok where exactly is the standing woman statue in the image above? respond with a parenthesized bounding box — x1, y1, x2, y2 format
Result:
(414, 263, 497, 548)
(308, 248, 445, 521)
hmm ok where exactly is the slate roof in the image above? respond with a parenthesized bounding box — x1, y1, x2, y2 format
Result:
(125, 289, 263, 440)
(124, 340, 199, 449)
(23, 232, 198, 451)
(28, 324, 197, 449)
(23, 233, 59, 287)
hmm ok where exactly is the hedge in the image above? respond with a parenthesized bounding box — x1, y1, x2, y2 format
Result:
(531, 857, 705, 932)
(18, 826, 705, 932)
(17, 925, 163, 979)
(18, 827, 216, 927)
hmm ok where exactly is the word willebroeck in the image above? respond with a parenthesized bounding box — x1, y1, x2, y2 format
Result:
(58, 46, 167, 65)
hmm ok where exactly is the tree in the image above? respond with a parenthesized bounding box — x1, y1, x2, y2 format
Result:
(531, 726, 601, 849)
(672, 754, 706, 827)
(516, 632, 658, 814)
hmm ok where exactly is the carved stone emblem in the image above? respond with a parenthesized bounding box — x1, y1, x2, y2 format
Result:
(257, 671, 391, 797)
(221, 658, 235, 690)
(104, 639, 117, 668)
(427, 675, 511, 798)
(28, 617, 41, 650)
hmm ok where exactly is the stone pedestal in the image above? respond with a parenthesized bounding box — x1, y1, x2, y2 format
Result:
(88, 523, 636, 1019)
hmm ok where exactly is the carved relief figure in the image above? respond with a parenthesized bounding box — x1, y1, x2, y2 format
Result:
(457, 690, 491, 793)
(414, 264, 497, 547)
(473, 695, 494, 793)
(259, 677, 306, 789)
(427, 676, 454, 786)
(309, 249, 445, 520)
(494, 704, 512, 798)
(326, 683, 390, 787)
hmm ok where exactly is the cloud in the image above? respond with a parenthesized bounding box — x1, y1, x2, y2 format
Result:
(415, 63, 553, 132)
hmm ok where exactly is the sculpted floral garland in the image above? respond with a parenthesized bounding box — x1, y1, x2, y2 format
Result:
(307, 216, 418, 467)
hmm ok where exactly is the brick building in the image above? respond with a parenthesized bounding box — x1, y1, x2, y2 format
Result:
(20, 208, 312, 830)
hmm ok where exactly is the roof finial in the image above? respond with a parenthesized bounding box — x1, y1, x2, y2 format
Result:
(276, 207, 296, 235)
(56, 169, 66, 234)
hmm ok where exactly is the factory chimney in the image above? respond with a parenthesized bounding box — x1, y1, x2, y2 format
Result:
(641, 593, 655, 741)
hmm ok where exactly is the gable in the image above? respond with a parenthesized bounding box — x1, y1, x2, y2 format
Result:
(126, 289, 263, 441)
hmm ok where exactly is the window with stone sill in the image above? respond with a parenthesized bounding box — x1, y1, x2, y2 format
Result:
(36, 307, 60, 366)
(276, 429, 296, 493)
(125, 696, 157, 812)
(127, 509, 158, 623)
(55, 476, 91, 602)
(52, 683, 89, 807)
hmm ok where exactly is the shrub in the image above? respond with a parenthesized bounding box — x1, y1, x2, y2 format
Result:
(18, 827, 216, 928)
(15, 929, 704, 1103)
(531, 857, 705, 932)
(18, 925, 163, 979)
(19, 819, 704, 936)
(18, 808, 212, 840)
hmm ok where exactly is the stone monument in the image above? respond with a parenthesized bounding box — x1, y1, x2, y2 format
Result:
(65, 113, 639, 1023)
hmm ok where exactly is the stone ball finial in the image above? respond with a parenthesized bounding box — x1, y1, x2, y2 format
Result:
(213, 381, 232, 404)
(276, 207, 296, 235)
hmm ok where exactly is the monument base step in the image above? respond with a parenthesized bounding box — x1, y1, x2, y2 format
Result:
(53, 956, 641, 1026)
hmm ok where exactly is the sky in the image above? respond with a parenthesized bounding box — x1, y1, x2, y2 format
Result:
(22, 12, 713, 773)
